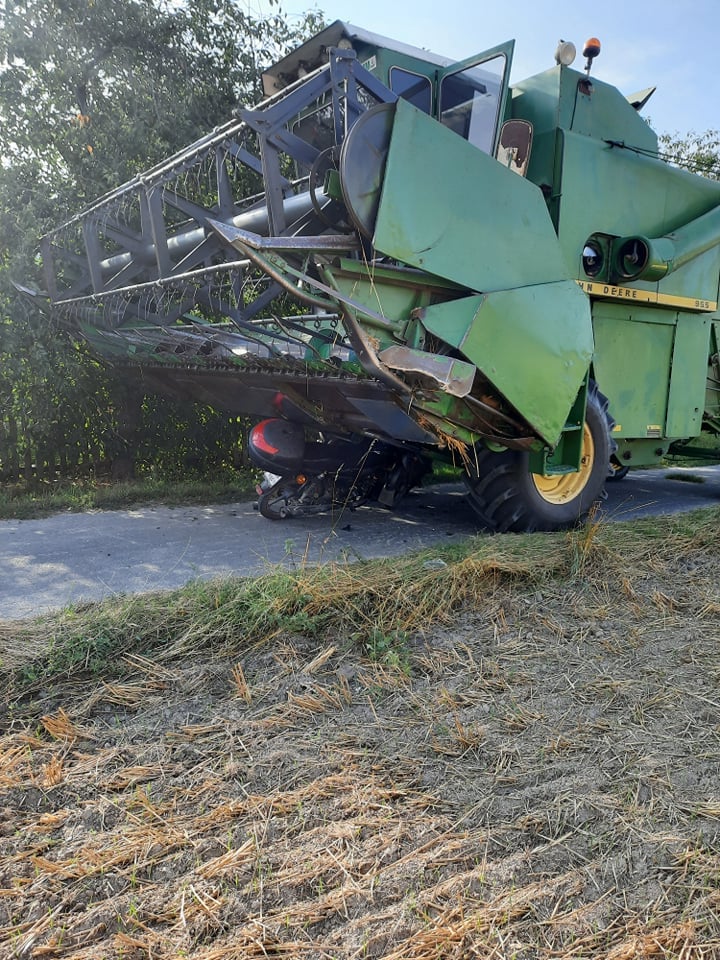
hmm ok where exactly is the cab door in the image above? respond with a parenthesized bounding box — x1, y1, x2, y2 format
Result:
(437, 41, 514, 155)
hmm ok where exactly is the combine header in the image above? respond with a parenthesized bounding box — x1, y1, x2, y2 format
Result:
(40, 23, 720, 530)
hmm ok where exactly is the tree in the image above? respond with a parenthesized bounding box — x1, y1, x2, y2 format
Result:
(659, 130, 720, 181)
(1, 0, 324, 191)
(0, 0, 323, 482)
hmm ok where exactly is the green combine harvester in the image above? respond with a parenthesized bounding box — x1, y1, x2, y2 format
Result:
(40, 24, 720, 530)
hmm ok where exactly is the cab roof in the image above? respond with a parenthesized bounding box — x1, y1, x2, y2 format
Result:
(262, 20, 454, 96)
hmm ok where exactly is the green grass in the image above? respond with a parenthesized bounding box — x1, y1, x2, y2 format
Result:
(0, 474, 260, 521)
(665, 471, 706, 484)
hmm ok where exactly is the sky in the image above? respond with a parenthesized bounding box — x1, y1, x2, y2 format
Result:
(261, 0, 720, 138)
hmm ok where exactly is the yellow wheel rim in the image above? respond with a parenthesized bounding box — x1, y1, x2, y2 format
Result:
(532, 423, 595, 505)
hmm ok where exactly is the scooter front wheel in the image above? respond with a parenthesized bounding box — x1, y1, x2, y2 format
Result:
(258, 489, 294, 520)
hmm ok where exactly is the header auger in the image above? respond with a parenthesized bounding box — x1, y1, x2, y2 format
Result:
(39, 22, 720, 530)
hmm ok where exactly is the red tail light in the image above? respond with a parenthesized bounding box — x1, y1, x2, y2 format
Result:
(251, 419, 279, 455)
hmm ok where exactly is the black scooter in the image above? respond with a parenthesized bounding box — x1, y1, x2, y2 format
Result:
(248, 418, 429, 520)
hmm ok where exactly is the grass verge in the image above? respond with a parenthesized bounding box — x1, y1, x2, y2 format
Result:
(2, 504, 717, 699)
(0, 475, 259, 521)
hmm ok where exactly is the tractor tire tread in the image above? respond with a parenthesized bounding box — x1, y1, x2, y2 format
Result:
(463, 381, 613, 533)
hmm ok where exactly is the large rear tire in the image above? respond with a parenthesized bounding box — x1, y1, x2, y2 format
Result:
(463, 382, 613, 533)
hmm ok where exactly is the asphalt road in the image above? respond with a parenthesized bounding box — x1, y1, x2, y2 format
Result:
(2, 465, 720, 620)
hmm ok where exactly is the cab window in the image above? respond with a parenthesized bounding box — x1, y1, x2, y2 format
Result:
(439, 54, 507, 153)
(389, 67, 432, 114)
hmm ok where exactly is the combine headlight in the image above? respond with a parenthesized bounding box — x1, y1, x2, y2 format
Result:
(554, 40, 577, 66)
(582, 241, 604, 277)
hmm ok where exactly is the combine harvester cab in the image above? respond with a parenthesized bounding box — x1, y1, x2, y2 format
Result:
(41, 24, 720, 530)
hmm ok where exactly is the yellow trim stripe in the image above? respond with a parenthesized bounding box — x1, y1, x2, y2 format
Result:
(577, 279, 717, 312)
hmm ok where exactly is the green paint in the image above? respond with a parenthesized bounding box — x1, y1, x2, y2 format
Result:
(420, 281, 592, 446)
(373, 99, 570, 293)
